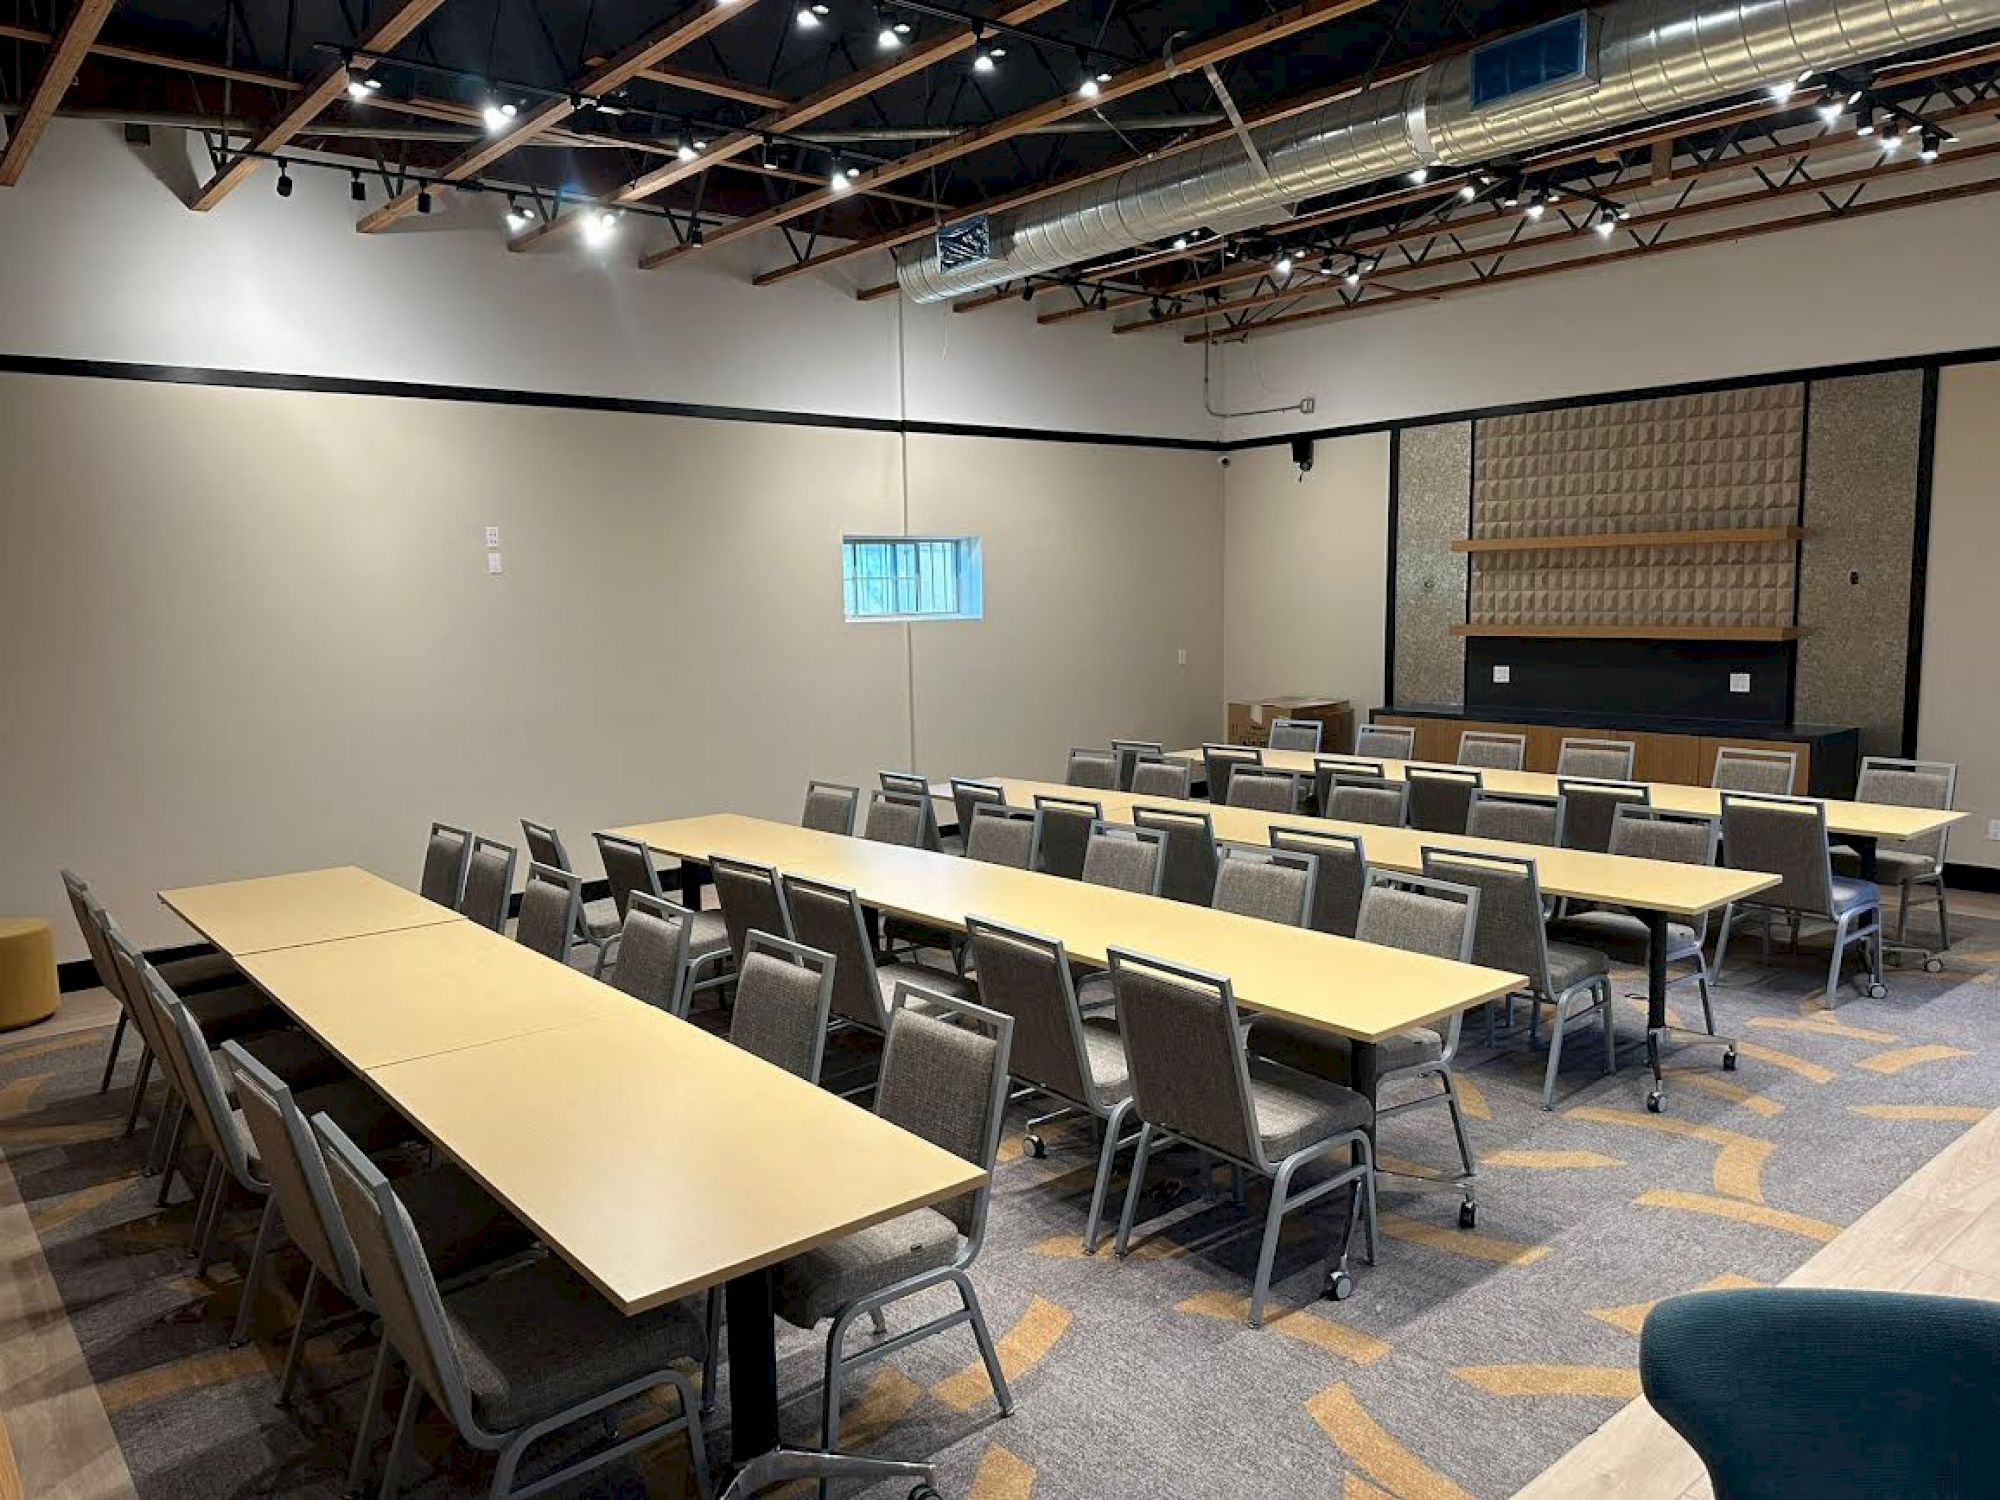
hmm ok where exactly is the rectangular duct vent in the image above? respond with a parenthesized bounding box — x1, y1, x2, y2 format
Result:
(1470, 13, 1597, 110)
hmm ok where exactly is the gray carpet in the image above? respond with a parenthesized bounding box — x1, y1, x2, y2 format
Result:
(9, 905, 1997, 1500)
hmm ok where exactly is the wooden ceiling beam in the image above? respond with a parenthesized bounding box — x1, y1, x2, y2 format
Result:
(638, 64, 792, 109)
(640, 0, 1384, 270)
(0, 0, 120, 186)
(0, 19, 304, 89)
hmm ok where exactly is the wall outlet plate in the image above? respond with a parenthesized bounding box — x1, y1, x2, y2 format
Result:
(1492, 665, 1511, 684)
(1177, 648, 1188, 667)
(484, 525, 501, 548)
(1989, 818, 2000, 841)
(486, 551, 504, 575)
(1729, 672, 1751, 694)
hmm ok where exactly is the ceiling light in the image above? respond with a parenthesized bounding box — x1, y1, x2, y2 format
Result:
(346, 79, 370, 101)
(1856, 105, 1876, 136)
(1078, 76, 1099, 98)
(1920, 128, 1944, 161)
(582, 210, 618, 247)
(1344, 265, 1361, 286)
(830, 158, 854, 189)
(1171, 235, 1188, 250)
(877, 21, 902, 49)
(990, 45, 1006, 58)
(1615, 205, 1631, 220)
(1273, 253, 1293, 277)
(1407, 165, 1429, 184)
(1768, 79, 1795, 103)
(350, 169, 366, 202)
(896, 18, 912, 32)
(275, 162, 293, 198)
(796, 4, 821, 24)
(1881, 126, 1903, 151)
(1457, 182, 1477, 200)
(1816, 100, 1843, 123)
(677, 134, 699, 162)
(1594, 210, 1616, 237)
(1318, 255, 1334, 276)
(482, 102, 517, 133)
(1796, 67, 1815, 84)
(505, 198, 531, 230)
(1525, 199, 1545, 220)
(973, 47, 996, 73)
(417, 186, 432, 215)
(760, 138, 780, 169)
(1846, 88, 1864, 105)
(1096, 70, 1112, 82)
(689, 224, 706, 246)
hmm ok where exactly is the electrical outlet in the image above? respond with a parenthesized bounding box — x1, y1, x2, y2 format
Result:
(1729, 672, 1751, 694)
(1988, 818, 2000, 841)
(1492, 665, 1511, 685)
(1177, 648, 1188, 667)
(484, 525, 501, 548)
(486, 551, 504, 576)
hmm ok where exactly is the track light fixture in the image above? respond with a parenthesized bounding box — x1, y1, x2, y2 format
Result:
(1525, 191, 1545, 221)
(677, 125, 700, 162)
(1344, 262, 1361, 287)
(1273, 252, 1293, 277)
(1920, 127, 1945, 161)
(1816, 99, 1842, 123)
(1407, 164, 1429, 184)
(1856, 104, 1876, 136)
(1593, 207, 1616, 237)
(689, 224, 705, 246)
(796, 1, 829, 24)
(275, 161, 293, 198)
(481, 101, 518, 132)
(417, 186, 432, 214)
(1172, 235, 1188, 250)
(760, 136, 780, 170)
(1881, 124, 1903, 151)
(830, 156, 857, 189)
(350, 169, 366, 202)
(1457, 182, 1477, 201)
(1318, 255, 1335, 276)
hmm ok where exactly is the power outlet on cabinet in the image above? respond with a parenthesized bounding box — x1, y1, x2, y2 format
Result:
(1492, 665, 1511, 685)
(1729, 672, 1752, 694)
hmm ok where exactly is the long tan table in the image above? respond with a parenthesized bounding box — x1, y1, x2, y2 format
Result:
(160, 866, 463, 954)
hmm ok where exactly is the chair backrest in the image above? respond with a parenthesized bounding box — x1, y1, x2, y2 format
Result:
(1269, 826, 1368, 937)
(420, 822, 473, 907)
(1556, 737, 1637, 781)
(1407, 767, 1482, 835)
(1211, 844, 1316, 927)
(1225, 769, 1302, 813)
(1327, 777, 1409, 827)
(1080, 822, 1166, 896)
(1131, 805, 1218, 905)
(864, 789, 940, 852)
(778, 874, 888, 1031)
(1200, 743, 1262, 806)
(518, 819, 570, 873)
(1558, 778, 1651, 853)
(459, 835, 517, 931)
(1719, 793, 1836, 916)
(727, 933, 835, 1083)
(60, 871, 123, 1002)
(1108, 950, 1263, 1167)
(949, 778, 1007, 842)
(1458, 730, 1527, 770)
(1640, 1287, 2000, 1500)
(1130, 758, 1191, 799)
(101, 920, 164, 1060)
(876, 987, 1014, 1244)
(222, 1041, 365, 1299)
(1711, 746, 1800, 795)
(1032, 794, 1102, 880)
(878, 770, 931, 800)
(1415, 852, 1542, 990)
(315, 1114, 477, 1437)
(1312, 757, 1385, 810)
(1609, 807, 1721, 943)
(711, 854, 792, 962)
(1354, 723, 1415, 760)
(1358, 869, 1481, 964)
(1111, 738, 1165, 792)
(160, 973, 257, 1186)
(1466, 790, 1565, 847)
(607, 892, 695, 1016)
(515, 862, 582, 961)
(963, 804, 1041, 870)
(801, 780, 860, 836)
(1855, 756, 1957, 864)
(966, 917, 1101, 1109)
(1065, 748, 1120, 790)
(1266, 718, 1324, 753)
(593, 832, 663, 919)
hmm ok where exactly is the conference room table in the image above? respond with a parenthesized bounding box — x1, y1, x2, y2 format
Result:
(159, 866, 984, 1477)
(950, 778, 1781, 1113)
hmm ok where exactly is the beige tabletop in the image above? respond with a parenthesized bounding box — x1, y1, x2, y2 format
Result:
(368, 1003, 986, 1313)
(986, 778, 1778, 919)
(609, 813, 1526, 1044)
(234, 921, 633, 1070)
(159, 866, 463, 955)
(1168, 746, 1965, 845)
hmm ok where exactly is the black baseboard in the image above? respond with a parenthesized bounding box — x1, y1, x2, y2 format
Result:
(1946, 862, 2000, 894)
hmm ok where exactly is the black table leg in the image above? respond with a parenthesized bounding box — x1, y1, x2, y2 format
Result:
(724, 1267, 780, 1467)
(1350, 1039, 1379, 1144)
(679, 858, 708, 911)
(1643, 908, 1670, 1114)
(1854, 834, 1879, 882)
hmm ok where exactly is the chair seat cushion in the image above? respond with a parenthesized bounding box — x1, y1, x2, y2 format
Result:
(688, 909, 730, 959)
(773, 1207, 962, 1329)
(878, 961, 974, 1014)
(1830, 847, 1940, 886)
(1830, 876, 1883, 916)
(1549, 911, 1701, 963)
(1078, 1018, 1130, 1099)
(399, 1166, 538, 1280)
(223, 1028, 345, 1091)
(444, 1258, 705, 1431)
(580, 898, 622, 944)
(1246, 1019, 1444, 1087)
(1246, 1057, 1372, 1159)
(1546, 941, 1612, 994)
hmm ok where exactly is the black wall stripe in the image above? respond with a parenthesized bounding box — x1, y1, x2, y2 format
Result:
(1904, 365, 1941, 759)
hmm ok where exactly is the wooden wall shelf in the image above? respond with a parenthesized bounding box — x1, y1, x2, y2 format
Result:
(1450, 526, 1806, 554)
(1450, 623, 1804, 641)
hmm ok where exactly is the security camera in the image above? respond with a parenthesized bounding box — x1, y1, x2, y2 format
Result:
(1217, 454, 1231, 467)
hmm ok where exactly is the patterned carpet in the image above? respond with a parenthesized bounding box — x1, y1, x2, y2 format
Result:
(5, 907, 1998, 1500)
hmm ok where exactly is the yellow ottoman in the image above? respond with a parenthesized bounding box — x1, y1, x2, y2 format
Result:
(0, 918, 59, 1031)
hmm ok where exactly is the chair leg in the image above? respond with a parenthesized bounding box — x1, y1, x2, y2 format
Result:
(1541, 995, 1570, 1111)
(1113, 1125, 1156, 1259)
(1599, 979, 1616, 1075)
(277, 1265, 319, 1407)
(190, 1157, 224, 1259)
(700, 1285, 722, 1419)
(953, 1269, 1014, 1415)
(1437, 1069, 1476, 1187)
(377, 1375, 423, 1500)
(818, 1312, 849, 1500)
(344, 1338, 392, 1497)
(122, 1048, 154, 1140)
(1896, 882, 1911, 944)
(1825, 914, 1851, 1005)
(1936, 879, 1953, 951)
(1695, 959, 1717, 1036)
(1712, 905, 1734, 980)
(1248, 1162, 1293, 1329)
(868, 1307, 887, 1336)
(98, 1011, 129, 1095)
(154, 1102, 187, 1203)
(1083, 1099, 1134, 1255)
(230, 1195, 283, 1346)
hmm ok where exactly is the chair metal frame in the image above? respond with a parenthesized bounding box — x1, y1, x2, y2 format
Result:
(1211, 843, 1319, 928)
(1265, 717, 1325, 753)
(515, 862, 586, 969)
(1555, 737, 1638, 781)
(593, 834, 733, 998)
(1353, 723, 1416, 760)
(1714, 791, 1886, 1005)
(877, 770, 931, 801)
(1081, 820, 1167, 897)
(1457, 730, 1528, 770)
(1108, 949, 1377, 1327)
(1200, 742, 1263, 806)
(1555, 777, 1652, 853)
(1836, 755, 1958, 968)
(1111, 738, 1166, 792)
(460, 835, 519, 932)
(948, 777, 1008, 844)
(1065, 747, 1122, 791)
(519, 820, 617, 959)
(1710, 744, 1801, 794)
(421, 822, 475, 910)
(1405, 765, 1483, 835)
(606, 891, 698, 1017)
(801, 780, 861, 836)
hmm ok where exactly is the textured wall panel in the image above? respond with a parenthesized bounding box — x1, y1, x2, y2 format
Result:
(1394, 421, 1472, 705)
(1795, 370, 1924, 755)
(1471, 542, 1795, 627)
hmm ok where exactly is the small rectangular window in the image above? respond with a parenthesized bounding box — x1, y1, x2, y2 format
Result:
(1470, 13, 1594, 110)
(841, 535, 983, 622)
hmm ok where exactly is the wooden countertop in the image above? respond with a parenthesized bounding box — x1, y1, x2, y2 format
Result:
(159, 866, 462, 955)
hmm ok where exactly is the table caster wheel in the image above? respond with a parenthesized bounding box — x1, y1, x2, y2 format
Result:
(1324, 1269, 1354, 1302)
(1646, 1089, 1664, 1114)
(1925, 958, 1945, 974)
(1867, 982, 1888, 1000)
(1722, 1048, 1738, 1072)
(1458, 1200, 1477, 1230)
(1024, 1134, 1047, 1160)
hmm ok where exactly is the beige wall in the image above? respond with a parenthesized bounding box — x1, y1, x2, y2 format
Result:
(0, 373, 1222, 960)
(1921, 363, 2000, 873)
(1220, 434, 1390, 729)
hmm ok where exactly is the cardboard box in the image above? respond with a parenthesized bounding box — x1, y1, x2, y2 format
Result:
(1226, 697, 1354, 753)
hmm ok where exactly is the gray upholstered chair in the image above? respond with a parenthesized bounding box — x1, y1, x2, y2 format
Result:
(1032, 794, 1102, 880)
(769, 989, 1015, 1482)
(878, 769, 932, 801)
(314, 1115, 712, 1500)
(1831, 756, 1957, 957)
(1269, 826, 1369, 937)
(1467, 789, 1565, 847)
(605, 892, 697, 1017)
(420, 822, 473, 908)
(1130, 757, 1192, 799)
(1112, 738, 1166, 792)
(949, 777, 1007, 844)
(459, 835, 518, 932)
(964, 803, 1041, 869)
(862, 788, 941, 852)
(594, 840, 732, 1001)
(519, 820, 620, 965)
(727, 933, 836, 1083)
(1266, 717, 1324, 753)
(222, 1045, 533, 1493)
(1226, 768, 1303, 813)
(1312, 756, 1385, 811)
(780, 874, 973, 1049)
(1066, 747, 1121, 790)
(1248, 871, 1485, 1223)
(1458, 730, 1527, 770)
(802, 780, 861, 836)
(1131, 805, 1218, 905)
(1716, 793, 1885, 1003)
(710, 853, 794, 967)
(1211, 844, 1317, 927)
(967, 916, 1136, 1252)
(1200, 743, 1262, 805)
(1712, 746, 1799, 794)
(1407, 766, 1482, 835)
(1080, 822, 1166, 896)
(1326, 775, 1409, 827)
(515, 862, 586, 966)
(1354, 723, 1415, 760)
(1556, 737, 1637, 781)
(1110, 950, 1376, 1324)
(1557, 778, 1651, 853)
